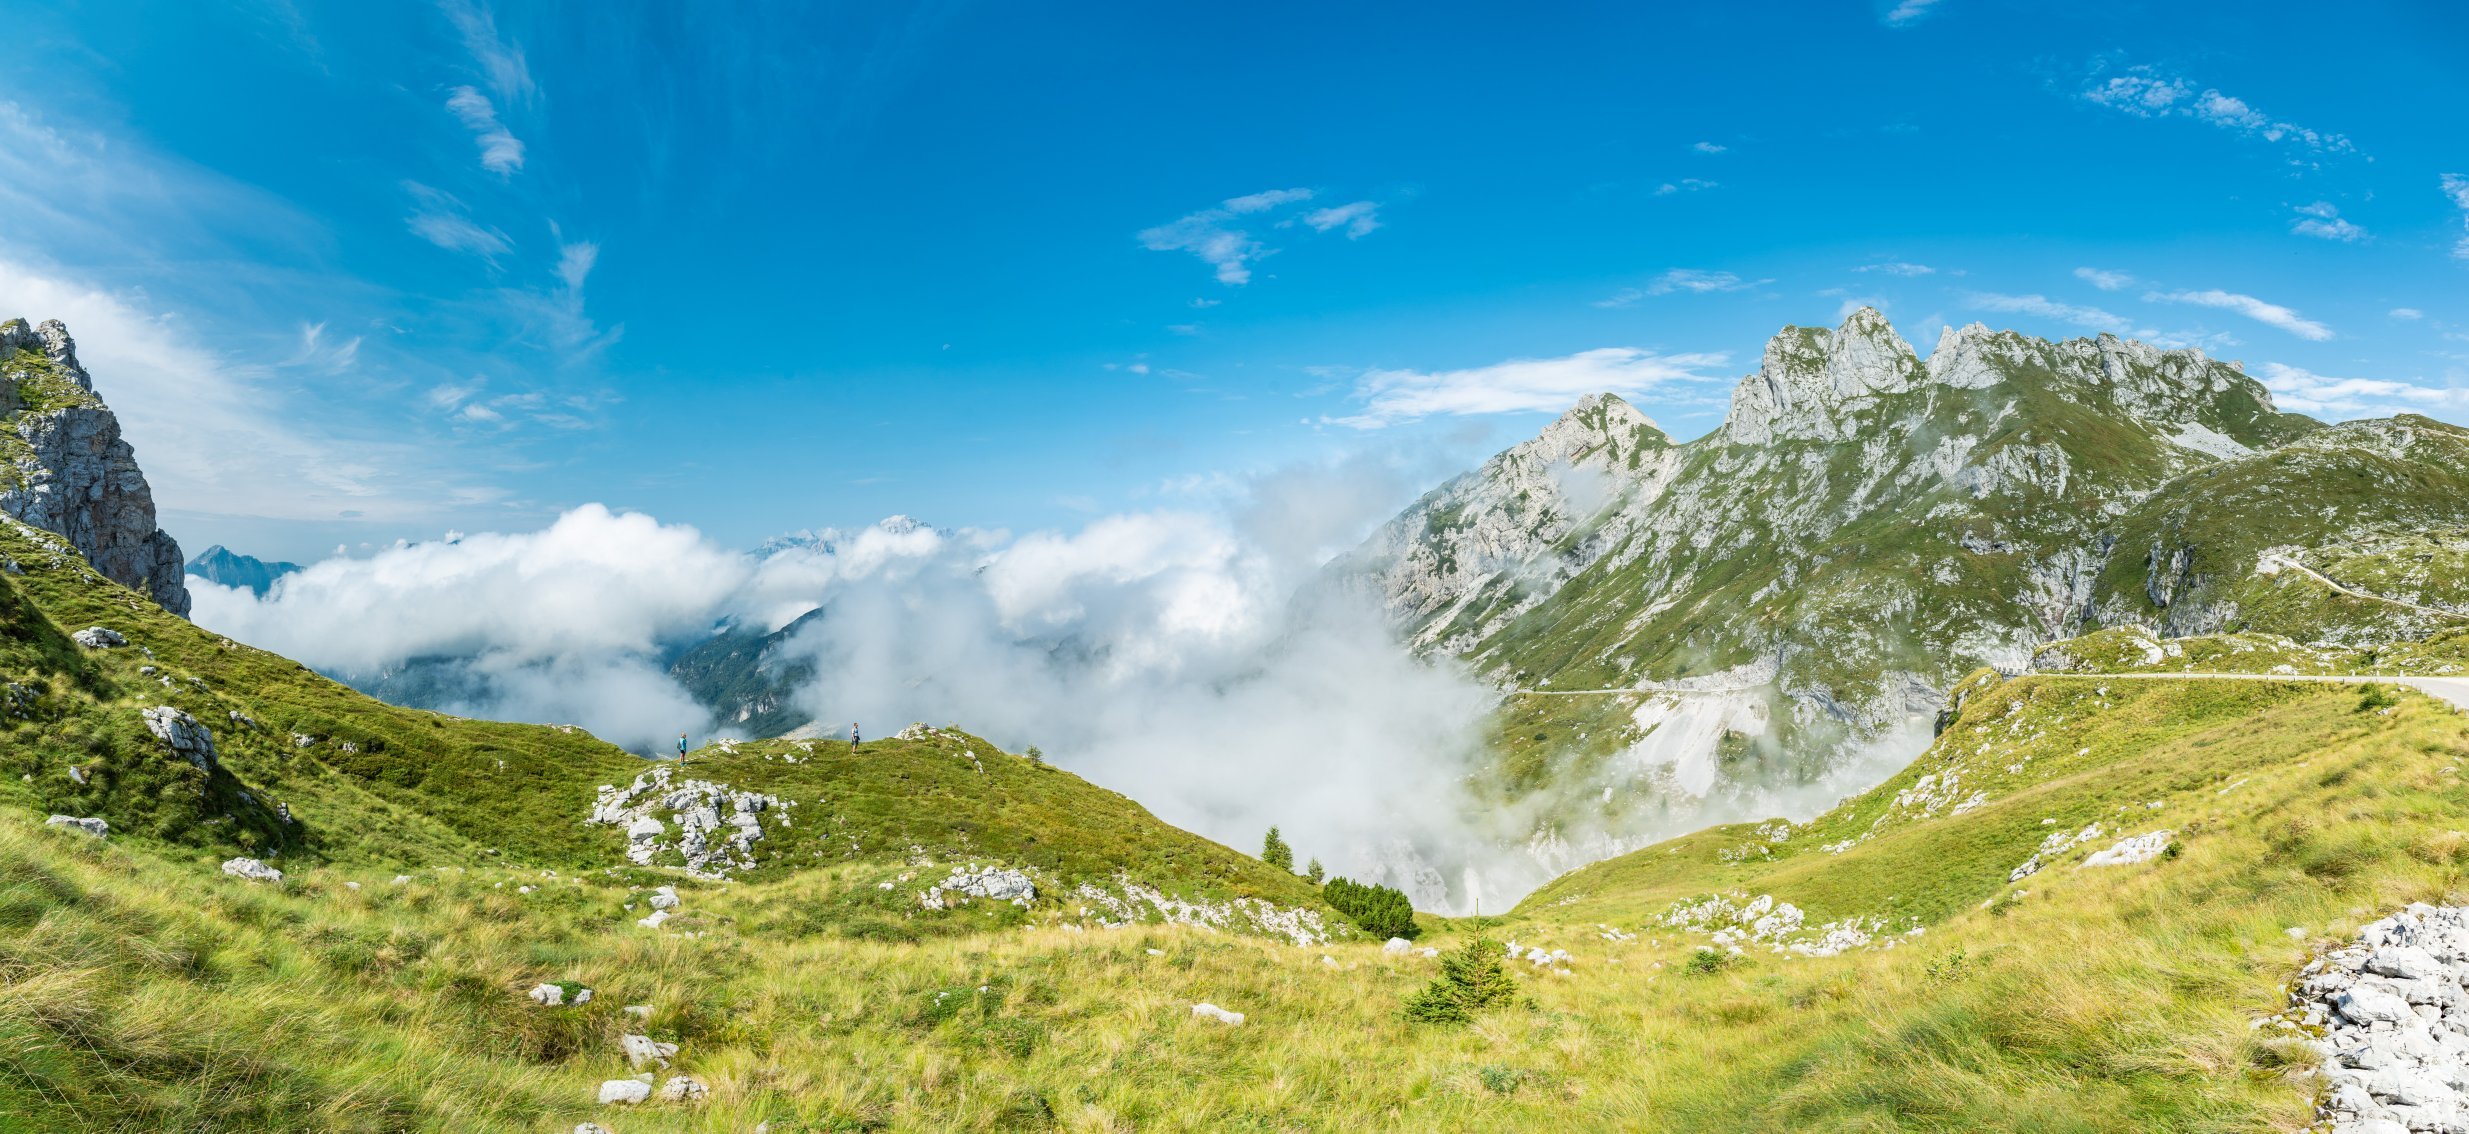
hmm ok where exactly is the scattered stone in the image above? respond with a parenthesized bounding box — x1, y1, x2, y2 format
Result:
(648, 885, 680, 910)
(227, 710, 257, 729)
(344, 881, 360, 891)
(292, 732, 316, 748)
(2288, 904, 2469, 1131)
(656, 1076, 709, 1102)
(220, 857, 282, 883)
(528, 982, 593, 1006)
(919, 865, 1036, 909)
(1383, 937, 1413, 954)
(71, 626, 125, 649)
(589, 766, 780, 878)
(1191, 1002, 1245, 1025)
(65, 764, 85, 784)
(392, 875, 411, 885)
(44, 815, 107, 837)
(597, 1079, 651, 1105)
(575, 1125, 613, 1134)
(621, 1033, 678, 1070)
(638, 909, 671, 929)
(141, 705, 217, 773)
(623, 1004, 652, 1019)
(2079, 830, 2173, 868)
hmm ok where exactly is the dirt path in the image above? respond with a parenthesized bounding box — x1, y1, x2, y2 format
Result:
(2263, 554, 2469, 623)
(1516, 671, 2469, 711)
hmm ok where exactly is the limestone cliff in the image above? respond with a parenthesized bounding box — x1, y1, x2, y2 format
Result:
(0, 318, 191, 616)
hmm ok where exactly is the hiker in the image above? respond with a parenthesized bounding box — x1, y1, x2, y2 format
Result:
(677, 732, 688, 760)
(851, 723, 860, 752)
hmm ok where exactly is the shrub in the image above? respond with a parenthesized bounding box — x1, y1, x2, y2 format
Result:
(1683, 947, 1734, 975)
(1404, 937, 1518, 1024)
(1303, 857, 1325, 885)
(2358, 683, 2399, 712)
(1477, 1065, 1527, 1095)
(1323, 877, 1417, 940)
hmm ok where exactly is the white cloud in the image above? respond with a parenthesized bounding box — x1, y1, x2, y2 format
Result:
(1854, 261, 1935, 276)
(1140, 189, 1385, 283)
(1139, 188, 1313, 285)
(445, 86, 525, 176)
(1325, 346, 1727, 428)
(2074, 266, 2134, 291)
(2443, 174, 2469, 259)
(1647, 268, 1766, 295)
(2145, 288, 2333, 341)
(284, 321, 362, 375)
(2081, 63, 2355, 159)
(1654, 178, 1718, 196)
(2290, 200, 2365, 242)
(1884, 0, 1944, 26)
(1962, 291, 2129, 332)
(1302, 200, 1381, 239)
(1692, 141, 1728, 153)
(2255, 361, 2461, 416)
(2392, 308, 2424, 321)
(404, 182, 510, 260)
(438, 0, 535, 104)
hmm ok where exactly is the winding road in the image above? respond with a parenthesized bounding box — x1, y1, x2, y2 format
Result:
(1514, 671, 2469, 712)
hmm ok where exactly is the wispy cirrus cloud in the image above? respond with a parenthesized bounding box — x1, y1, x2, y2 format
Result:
(1883, 0, 1945, 26)
(438, 0, 534, 104)
(1301, 200, 1380, 238)
(2290, 201, 2365, 242)
(1961, 291, 2129, 332)
(2073, 266, 2134, 291)
(2443, 174, 2469, 259)
(1592, 268, 1769, 308)
(1654, 178, 1718, 196)
(2080, 62, 2355, 161)
(1854, 261, 1935, 277)
(404, 182, 511, 260)
(2145, 288, 2333, 341)
(1323, 347, 1728, 428)
(445, 85, 525, 175)
(1139, 188, 1382, 285)
(1691, 141, 1728, 154)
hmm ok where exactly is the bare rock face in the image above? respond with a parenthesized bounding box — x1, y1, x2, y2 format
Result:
(0, 318, 191, 616)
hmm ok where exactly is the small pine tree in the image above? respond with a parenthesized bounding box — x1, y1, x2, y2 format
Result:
(1304, 857, 1325, 885)
(1261, 826, 1293, 872)
(1024, 745, 1045, 764)
(1404, 936, 1518, 1024)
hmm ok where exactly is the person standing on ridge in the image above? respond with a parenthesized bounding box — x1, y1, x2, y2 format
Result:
(851, 723, 860, 753)
(677, 732, 688, 761)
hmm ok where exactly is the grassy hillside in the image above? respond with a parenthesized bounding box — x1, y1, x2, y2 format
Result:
(11, 604, 2469, 1128)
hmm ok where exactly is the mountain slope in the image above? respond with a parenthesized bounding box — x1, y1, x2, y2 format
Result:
(1344, 310, 2466, 884)
(8, 639, 2464, 1131)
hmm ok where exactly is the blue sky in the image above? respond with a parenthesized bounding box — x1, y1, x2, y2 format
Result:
(2, 0, 2465, 561)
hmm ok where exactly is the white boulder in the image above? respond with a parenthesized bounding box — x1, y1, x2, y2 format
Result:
(1383, 937, 1412, 954)
(142, 705, 218, 773)
(648, 885, 680, 910)
(597, 1079, 651, 1105)
(2079, 831, 2173, 869)
(72, 626, 125, 649)
(1191, 1002, 1245, 1026)
(657, 1076, 709, 1102)
(621, 1033, 678, 1070)
(528, 982, 592, 1006)
(220, 857, 282, 883)
(44, 815, 107, 837)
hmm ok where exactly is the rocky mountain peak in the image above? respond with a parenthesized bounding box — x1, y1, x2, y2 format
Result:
(0, 318, 93, 392)
(1, 316, 191, 616)
(1520, 392, 1667, 467)
(1724, 307, 1925, 445)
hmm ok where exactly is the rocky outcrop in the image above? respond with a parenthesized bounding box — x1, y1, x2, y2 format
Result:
(2287, 904, 2469, 1132)
(587, 765, 784, 878)
(142, 706, 218, 773)
(0, 318, 190, 616)
(1340, 392, 1678, 653)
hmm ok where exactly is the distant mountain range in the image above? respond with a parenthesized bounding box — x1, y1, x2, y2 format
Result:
(1334, 307, 2469, 876)
(185, 544, 302, 596)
